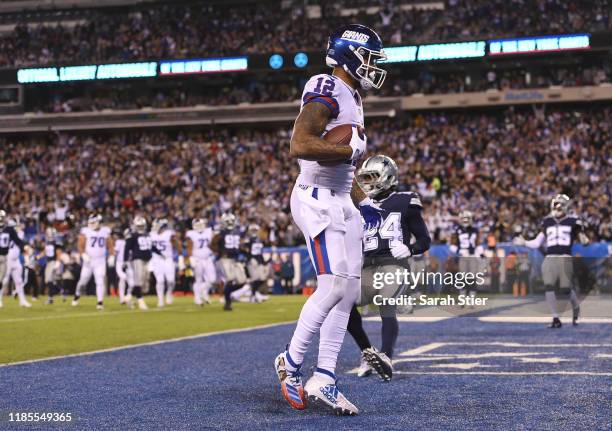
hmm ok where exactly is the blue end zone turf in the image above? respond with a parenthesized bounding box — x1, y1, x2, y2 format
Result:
(1, 318, 610, 430)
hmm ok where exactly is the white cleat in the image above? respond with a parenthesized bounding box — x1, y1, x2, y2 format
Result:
(71, 300, 79, 307)
(124, 294, 132, 303)
(96, 303, 104, 310)
(157, 301, 165, 308)
(304, 374, 359, 416)
(137, 298, 148, 310)
(165, 293, 173, 305)
(357, 352, 373, 378)
(363, 347, 393, 382)
(255, 292, 269, 302)
(0, 301, 3, 308)
(20, 301, 32, 308)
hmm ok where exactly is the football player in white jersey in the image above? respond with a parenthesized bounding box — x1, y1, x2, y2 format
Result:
(113, 228, 131, 304)
(186, 218, 216, 306)
(149, 218, 181, 307)
(274, 24, 386, 415)
(0, 218, 30, 308)
(72, 214, 113, 310)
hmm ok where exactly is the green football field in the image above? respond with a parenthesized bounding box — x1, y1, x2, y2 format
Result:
(0, 295, 306, 365)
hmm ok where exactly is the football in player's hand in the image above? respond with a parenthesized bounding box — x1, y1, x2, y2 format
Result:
(318, 124, 354, 166)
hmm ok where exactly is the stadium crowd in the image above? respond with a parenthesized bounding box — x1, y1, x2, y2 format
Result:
(1, 105, 609, 245)
(0, 0, 608, 68)
(28, 63, 611, 113)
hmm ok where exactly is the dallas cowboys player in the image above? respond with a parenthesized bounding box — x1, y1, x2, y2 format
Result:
(43, 227, 63, 305)
(348, 155, 431, 381)
(0, 216, 30, 308)
(0, 211, 25, 306)
(150, 218, 181, 307)
(72, 214, 113, 310)
(124, 216, 161, 310)
(514, 194, 588, 328)
(274, 24, 386, 415)
(211, 213, 247, 311)
(245, 224, 269, 303)
(450, 210, 483, 303)
(113, 228, 133, 304)
(186, 218, 216, 306)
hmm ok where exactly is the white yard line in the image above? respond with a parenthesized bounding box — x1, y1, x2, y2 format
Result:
(393, 371, 612, 376)
(478, 316, 612, 324)
(399, 342, 447, 356)
(0, 320, 295, 368)
(0, 305, 195, 324)
(365, 316, 451, 322)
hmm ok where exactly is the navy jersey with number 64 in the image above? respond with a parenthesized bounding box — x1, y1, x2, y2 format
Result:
(246, 236, 265, 263)
(363, 191, 431, 258)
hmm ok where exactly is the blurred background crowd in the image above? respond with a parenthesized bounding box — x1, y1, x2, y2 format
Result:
(0, 0, 608, 68)
(1, 104, 609, 246)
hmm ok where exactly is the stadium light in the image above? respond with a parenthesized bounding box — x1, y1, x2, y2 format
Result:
(269, 54, 284, 70)
(293, 53, 309, 68)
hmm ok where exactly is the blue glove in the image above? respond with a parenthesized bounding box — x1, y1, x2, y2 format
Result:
(359, 197, 383, 230)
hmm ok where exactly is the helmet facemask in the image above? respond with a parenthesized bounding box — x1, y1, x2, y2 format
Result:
(192, 218, 205, 233)
(459, 211, 473, 227)
(349, 45, 387, 90)
(357, 155, 398, 199)
(133, 216, 147, 234)
(551, 194, 570, 218)
(88, 214, 101, 230)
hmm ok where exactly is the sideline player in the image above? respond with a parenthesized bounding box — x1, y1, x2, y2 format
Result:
(348, 155, 431, 381)
(514, 194, 588, 327)
(150, 218, 181, 307)
(274, 24, 386, 415)
(43, 227, 63, 305)
(211, 213, 246, 311)
(113, 228, 131, 304)
(186, 218, 216, 306)
(245, 224, 269, 303)
(0, 211, 25, 307)
(450, 210, 483, 303)
(124, 216, 160, 310)
(0, 216, 30, 307)
(72, 214, 113, 309)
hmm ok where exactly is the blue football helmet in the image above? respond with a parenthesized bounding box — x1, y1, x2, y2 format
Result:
(326, 24, 387, 90)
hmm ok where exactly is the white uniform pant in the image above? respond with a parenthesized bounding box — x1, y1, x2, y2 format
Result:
(1, 257, 27, 303)
(286, 183, 363, 374)
(291, 184, 362, 278)
(76, 257, 107, 303)
(150, 256, 176, 286)
(2, 258, 24, 289)
(192, 256, 216, 302)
